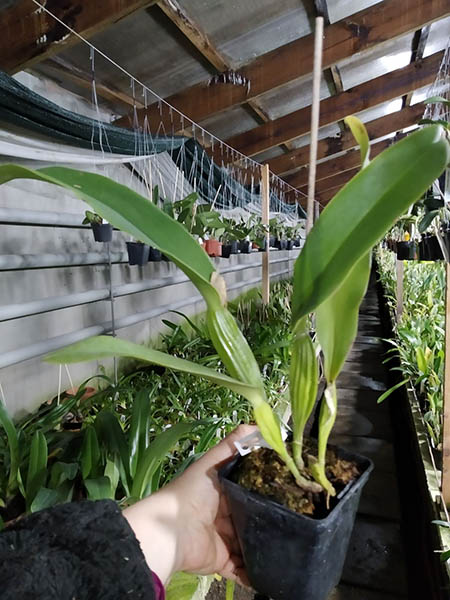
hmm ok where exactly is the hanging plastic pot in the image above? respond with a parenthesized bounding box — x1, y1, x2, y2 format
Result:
(239, 240, 251, 254)
(219, 446, 373, 600)
(149, 247, 162, 262)
(420, 234, 443, 261)
(204, 239, 222, 257)
(91, 223, 113, 242)
(126, 242, 150, 266)
(396, 241, 417, 260)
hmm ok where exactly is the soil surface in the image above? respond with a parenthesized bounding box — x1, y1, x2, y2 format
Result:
(206, 580, 253, 600)
(236, 439, 360, 518)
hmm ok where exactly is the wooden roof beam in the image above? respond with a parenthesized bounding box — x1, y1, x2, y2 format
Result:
(114, 0, 450, 130)
(285, 137, 392, 188)
(0, 0, 159, 74)
(225, 50, 443, 157)
(268, 103, 424, 176)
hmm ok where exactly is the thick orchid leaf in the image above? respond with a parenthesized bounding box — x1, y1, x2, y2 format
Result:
(45, 336, 260, 403)
(26, 431, 48, 509)
(0, 399, 20, 497)
(129, 388, 152, 478)
(292, 125, 450, 324)
(0, 165, 221, 310)
(316, 252, 371, 383)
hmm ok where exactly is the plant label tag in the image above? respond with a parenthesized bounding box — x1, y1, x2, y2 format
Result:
(234, 428, 287, 456)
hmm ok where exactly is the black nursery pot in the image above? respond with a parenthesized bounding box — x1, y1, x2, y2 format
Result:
(442, 229, 450, 260)
(219, 447, 373, 600)
(275, 238, 288, 250)
(420, 235, 443, 261)
(221, 244, 232, 258)
(286, 239, 293, 251)
(396, 241, 416, 261)
(91, 223, 113, 242)
(149, 247, 162, 262)
(269, 236, 276, 248)
(239, 240, 251, 254)
(126, 242, 150, 266)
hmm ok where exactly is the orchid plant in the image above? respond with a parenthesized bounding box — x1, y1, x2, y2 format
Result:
(0, 122, 448, 496)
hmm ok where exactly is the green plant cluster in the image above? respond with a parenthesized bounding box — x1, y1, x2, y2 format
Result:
(0, 281, 293, 523)
(376, 246, 444, 446)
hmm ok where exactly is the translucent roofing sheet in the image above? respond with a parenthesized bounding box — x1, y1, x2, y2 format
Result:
(338, 31, 414, 91)
(424, 16, 450, 58)
(175, 0, 312, 68)
(326, 0, 384, 24)
(199, 105, 259, 140)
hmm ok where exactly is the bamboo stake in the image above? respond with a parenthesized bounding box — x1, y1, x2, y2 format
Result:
(306, 16, 324, 235)
(442, 261, 450, 505)
(261, 163, 270, 306)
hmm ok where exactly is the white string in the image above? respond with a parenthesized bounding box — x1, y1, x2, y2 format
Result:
(30, 0, 310, 206)
(64, 364, 74, 391)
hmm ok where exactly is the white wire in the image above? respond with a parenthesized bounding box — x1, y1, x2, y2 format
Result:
(30, 0, 311, 206)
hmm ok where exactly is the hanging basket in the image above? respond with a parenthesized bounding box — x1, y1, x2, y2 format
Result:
(91, 223, 113, 242)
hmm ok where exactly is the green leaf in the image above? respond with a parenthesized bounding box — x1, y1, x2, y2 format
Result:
(129, 388, 152, 478)
(80, 425, 101, 480)
(418, 209, 440, 233)
(26, 431, 48, 509)
(423, 96, 450, 107)
(377, 379, 409, 403)
(0, 399, 20, 497)
(440, 549, 450, 563)
(226, 579, 236, 600)
(292, 125, 450, 324)
(166, 572, 200, 600)
(30, 487, 60, 512)
(344, 115, 370, 167)
(316, 252, 371, 382)
(131, 422, 201, 500)
(84, 476, 113, 501)
(94, 410, 131, 495)
(45, 336, 261, 404)
(49, 462, 78, 489)
(104, 455, 120, 497)
(0, 165, 221, 310)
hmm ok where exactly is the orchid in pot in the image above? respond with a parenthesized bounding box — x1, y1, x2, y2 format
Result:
(0, 123, 448, 599)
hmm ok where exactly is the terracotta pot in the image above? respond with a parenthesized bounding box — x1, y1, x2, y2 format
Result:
(204, 239, 222, 257)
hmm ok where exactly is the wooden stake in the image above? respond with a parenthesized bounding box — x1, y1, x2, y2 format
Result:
(261, 164, 270, 306)
(306, 16, 324, 235)
(442, 261, 450, 505)
(396, 259, 404, 322)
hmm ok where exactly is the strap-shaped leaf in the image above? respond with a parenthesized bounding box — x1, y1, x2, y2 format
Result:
(129, 388, 152, 478)
(26, 430, 48, 509)
(292, 125, 450, 325)
(0, 399, 20, 497)
(45, 335, 261, 403)
(0, 165, 221, 310)
(316, 252, 371, 382)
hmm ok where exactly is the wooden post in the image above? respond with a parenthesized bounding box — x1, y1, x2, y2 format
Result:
(396, 259, 404, 322)
(306, 16, 324, 235)
(261, 164, 270, 306)
(442, 261, 450, 505)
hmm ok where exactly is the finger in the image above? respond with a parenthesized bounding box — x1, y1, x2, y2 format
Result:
(219, 556, 250, 588)
(195, 424, 258, 471)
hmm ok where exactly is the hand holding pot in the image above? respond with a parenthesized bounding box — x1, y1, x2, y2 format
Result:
(123, 425, 255, 587)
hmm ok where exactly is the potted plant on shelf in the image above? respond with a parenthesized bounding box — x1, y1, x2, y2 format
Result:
(220, 217, 240, 258)
(82, 210, 113, 242)
(193, 208, 225, 257)
(1, 123, 448, 600)
(248, 215, 268, 252)
(126, 239, 150, 266)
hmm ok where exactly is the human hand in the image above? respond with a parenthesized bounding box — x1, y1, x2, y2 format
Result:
(123, 424, 256, 586)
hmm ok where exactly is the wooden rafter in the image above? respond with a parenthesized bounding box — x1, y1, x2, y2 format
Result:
(225, 51, 443, 157)
(285, 137, 392, 188)
(268, 103, 424, 176)
(155, 0, 294, 151)
(114, 0, 450, 130)
(0, 0, 159, 74)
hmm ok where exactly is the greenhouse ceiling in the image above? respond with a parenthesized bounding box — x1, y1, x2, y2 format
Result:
(0, 0, 449, 208)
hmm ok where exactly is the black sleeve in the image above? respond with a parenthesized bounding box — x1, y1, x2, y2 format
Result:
(0, 500, 156, 600)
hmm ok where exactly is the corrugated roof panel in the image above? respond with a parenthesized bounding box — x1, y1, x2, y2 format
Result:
(288, 123, 341, 150)
(338, 31, 414, 90)
(354, 98, 403, 124)
(423, 16, 450, 58)
(199, 105, 259, 140)
(326, 0, 384, 24)
(252, 147, 285, 163)
(48, 8, 213, 100)
(254, 75, 331, 121)
(176, 0, 311, 68)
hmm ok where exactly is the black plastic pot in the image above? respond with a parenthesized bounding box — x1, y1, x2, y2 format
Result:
(293, 237, 301, 247)
(91, 223, 113, 242)
(239, 241, 251, 254)
(420, 235, 443, 261)
(275, 238, 287, 250)
(286, 239, 293, 251)
(126, 242, 149, 266)
(222, 244, 232, 258)
(269, 236, 276, 248)
(149, 247, 162, 262)
(220, 446, 373, 600)
(396, 241, 417, 261)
